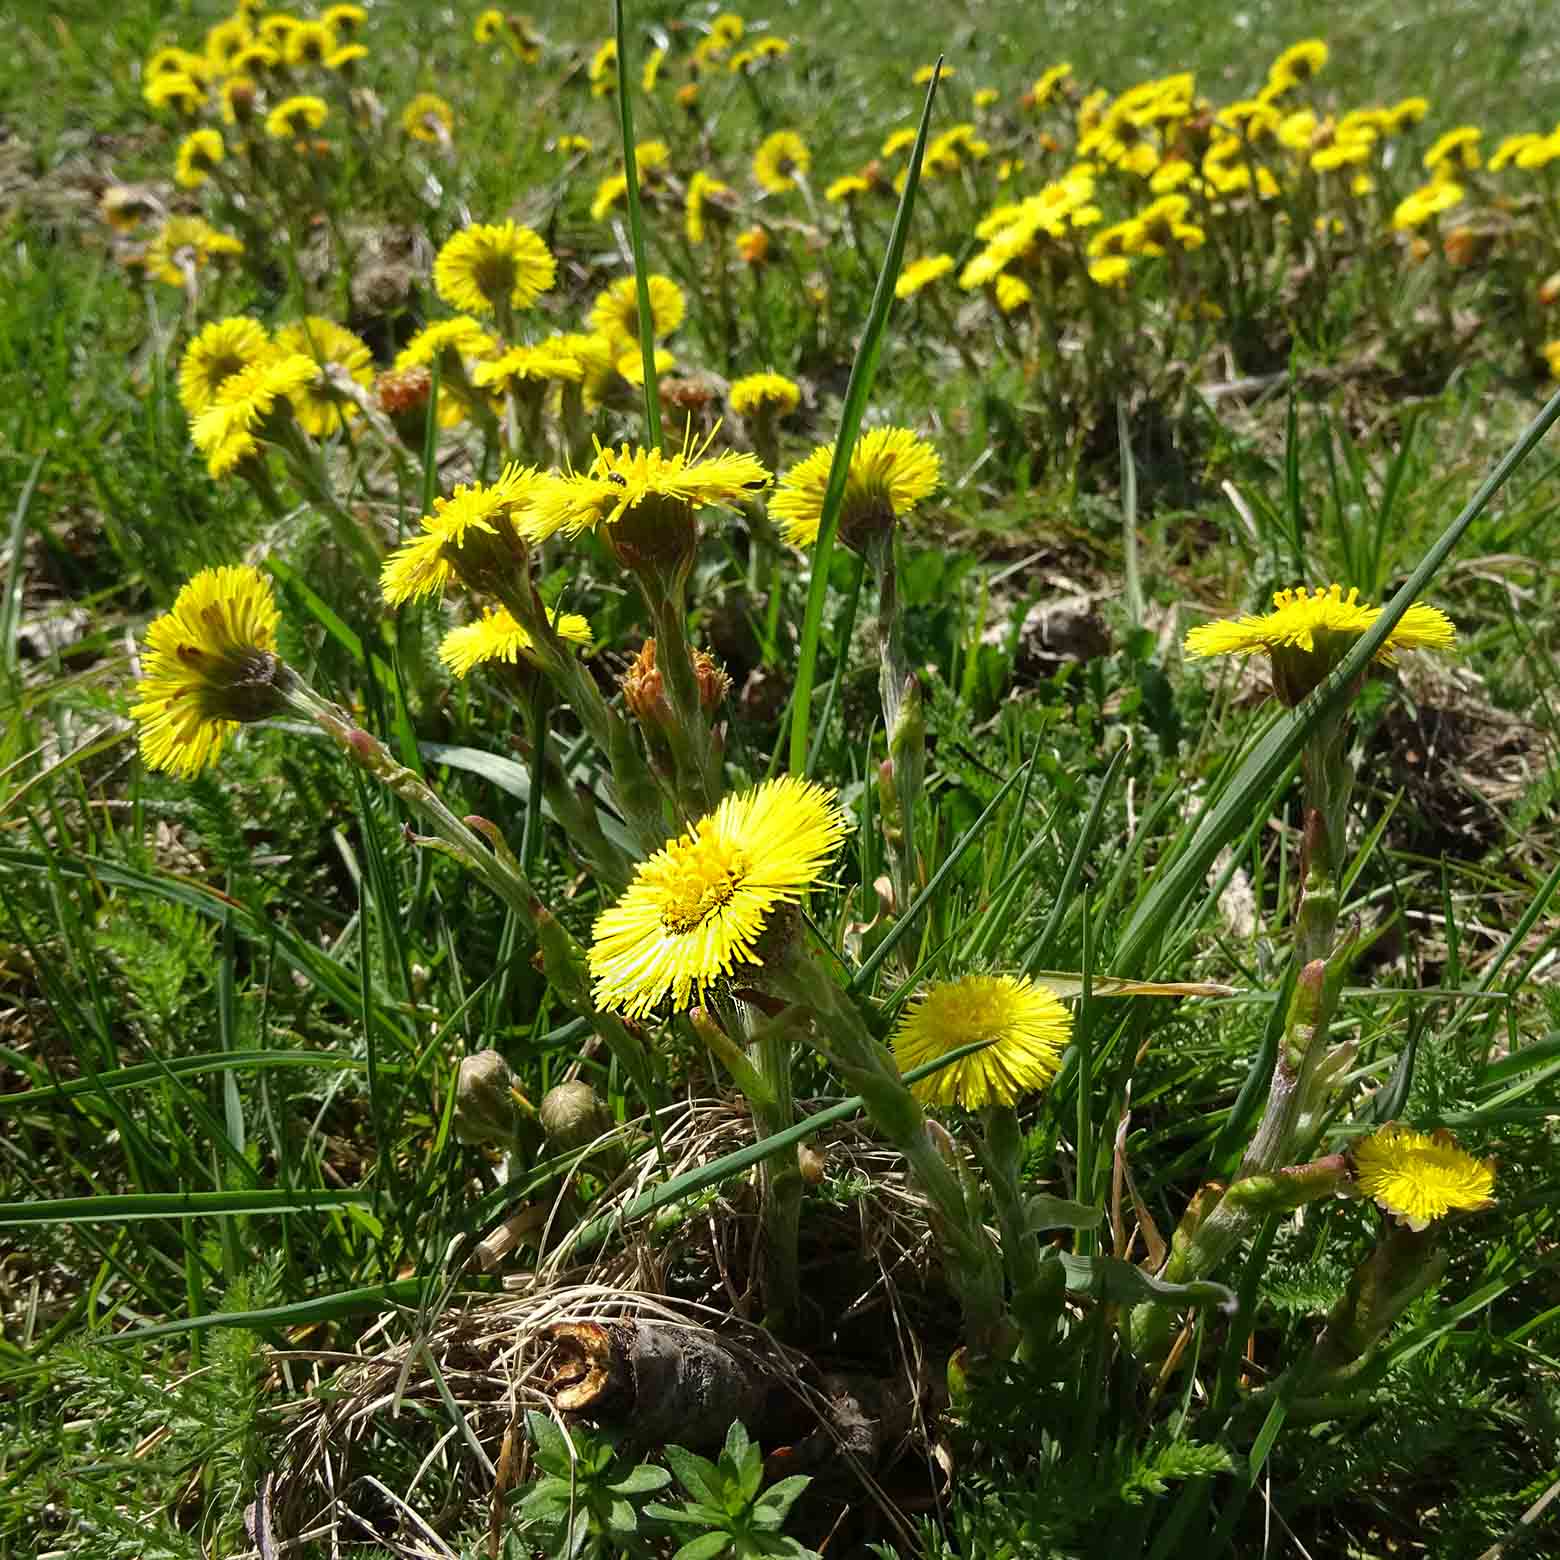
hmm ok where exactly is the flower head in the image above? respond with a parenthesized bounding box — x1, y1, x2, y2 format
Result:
(179, 317, 272, 420)
(735, 225, 770, 265)
(588, 36, 617, 93)
(893, 974, 1072, 1108)
(323, 4, 367, 35)
(273, 317, 374, 436)
(590, 777, 851, 1017)
(685, 171, 735, 245)
(1352, 1125, 1496, 1230)
(896, 253, 955, 299)
(174, 129, 226, 189)
(284, 20, 335, 67)
(474, 7, 504, 43)
(1266, 39, 1328, 95)
(753, 130, 811, 193)
(1185, 583, 1455, 704)
(401, 92, 453, 142)
(472, 341, 583, 393)
(144, 72, 206, 116)
(394, 316, 499, 372)
(520, 430, 769, 560)
(729, 372, 800, 420)
(433, 221, 556, 315)
(1424, 125, 1482, 174)
(770, 426, 940, 548)
(439, 607, 591, 678)
(144, 216, 245, 288)
(130, 565, 284, 778)
(265, 95, 328, 140)
(825, 173, 872, 204)
(589, 274, 686, 348)
(190, 352, 319, 477)
(380, 464, 537, 605)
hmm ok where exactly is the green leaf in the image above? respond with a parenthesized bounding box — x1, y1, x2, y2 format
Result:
(665, 1444, 724, 1508)
(1057, 1251, 1237, 1313)
(526, 1409, 575, 1477)
(611, 1465, 673, 1496)
(1024, 1195, 1104, 1233)
(673, 1532, 734, 1560)
(756, 1475, 812, 1522)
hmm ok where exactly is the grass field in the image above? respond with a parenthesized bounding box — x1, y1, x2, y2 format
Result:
(3, 1, 1560, 1556)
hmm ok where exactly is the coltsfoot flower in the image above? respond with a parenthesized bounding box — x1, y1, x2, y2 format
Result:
(394, 315, 499, 372)
(892, 973, 1072, 1109)
(274, 317, 374, 436)
(191, 352, 320, 477)
(143, 217, 244, 288)
(1266, 39, 1328, 95)
(438, 607, 591, 678)
(264, 95, 329, 140)
(174, 129, 226, 189)
(130, 565, 284, 778)
(1185, 582, 1455, 704)
(729, 372, 800, 420)
(752, 129, 811, 193)
(401, 92, 454, 142)
(178, 317, 272, 420)
(472, 342, 584, 393)
(589, 777, 851, 1017)
(769, 426, 941, 548)
(589, 274, 686, 348)
(433, 221, 556, 316)
(1351, 1124, 1496, 1230)
(896, 254, 955, 299)
(380, 464, 537, 605)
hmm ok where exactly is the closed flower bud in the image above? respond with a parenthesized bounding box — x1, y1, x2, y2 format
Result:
(539, 1080, 612, 1150)
(454, 1049, 524, 1147)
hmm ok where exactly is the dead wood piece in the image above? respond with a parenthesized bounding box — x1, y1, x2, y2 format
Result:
(765, 1372, 920, 1490)
(541, 1319, 769, 1449)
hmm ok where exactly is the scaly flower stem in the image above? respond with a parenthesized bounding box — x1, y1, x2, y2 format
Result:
(868, 531, 924, 916)
(647, 587, 722, 815)
(773, 952, 1008, 1358)
(977, 1105, 1063, 1361)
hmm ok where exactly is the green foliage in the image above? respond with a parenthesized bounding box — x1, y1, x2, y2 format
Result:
(646, 1421, 818, 1560)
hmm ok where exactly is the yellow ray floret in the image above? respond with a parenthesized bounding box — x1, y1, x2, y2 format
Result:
(439, 607, 592, 678)
(274, 317, 374, 436)
(729, 372, 800, 419)
(896, 254, 955, 299)
(752, 129, 811, 193)
(521, 431, 768, 542)
(433, 221, 556, 315)
(175, 129, 226, 189)
(264, 95, 328, 139)
(1352, 1124, 1496, 1230)
(380, 464, 537, 605)
(190, 352, 319, 476)
(769, 426, 941, 548)
(892, 974, 1072, 1108)
(473, 342, 583, 392)
(130, 565, 283, 779)
(589, 274, 687, 347)
(401, 92, 453, 142)
(178, 316, 272, 420)
(1184, 584, 1455, 664)
(590, 777, 851, 1017)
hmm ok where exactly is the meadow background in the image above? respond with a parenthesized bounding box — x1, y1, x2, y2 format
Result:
(4, 0, 1560, 1557)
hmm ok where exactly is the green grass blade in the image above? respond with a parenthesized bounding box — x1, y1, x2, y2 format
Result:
(613, 0, 664, 450)
(0, 1189, 375, 1226)
(1, 449, 46, 690)
(788, 62, 943, 775)
(1116, 384, 1560, 976)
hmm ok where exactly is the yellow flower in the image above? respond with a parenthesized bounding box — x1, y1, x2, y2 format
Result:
(591, 175, 629, 221)
(590, 777, 851, 1018)
(284, 20, 335, 67)
(401, 92, 454, 142)
(473, 7, 504, 43)
(1134, 194, 1206, 254)
(731, 37, 788, 72)
(634, 139, 671, 179)
(325, 43, 368, 71)
(685, 171, 733, 245)
(615, 345, 677, 388)
(994, 275, 1033, 312)
(1515, 132, 1560, 170)
(893, 974, 1071, 1109)
(174, 129, 226, 189)
(1352, 1125, 1496, 1230)
(273, 317, 374, 436)
(588, 37, 617, 94)
(974, 87, 999, 109)
(520, 432, 769, 544)
(322, 3, 366, 34)
(439, 607, 592, 677)
(143, 217, 245, 288)
(178, 316, 273, 420)
(710, 11, 745, 46)
(553, 330, 618, 406)
(144, 72, 205, 115)
(1088, 255, 1132, 287)
(770, 426, 940, 548)
(231, 41, 281, 77)
(590, 274, 686, 348)
(881, 128, 918, 159)
(1186, 583, 1455, 704)
(641, 45, 665, 92)
(256, 15, 301, 51)
(1384, 96, 1430, 133)
(190, 353, 319, 476)
(825, 174, 871, 203)
(896, 253, 955, 299)
(736, 226, 770, 264)
(1392, 180, 1464, 231)
(380, 465, 538, 605)
(1266, 38, 1328, 95)
(1311, 137, 1373, 172)
(472, 341, 583, 392)
(1030, 62, 1073, 108)
(752, 129, 811, 193)
(264, 94, 328, 140)
(394, 316, 499, 371)
(556, 133, 593, 155)
(147, 45, 207, 80)
(204, 20, 252, 73)
(1424, 125, 1482, 174)
(130, 565, 284, 778)
(729, 372, 800, 419)
(1491, 133, 1543, 171)
(433, 221, 556, 316)
(911, 63, 950, 85)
